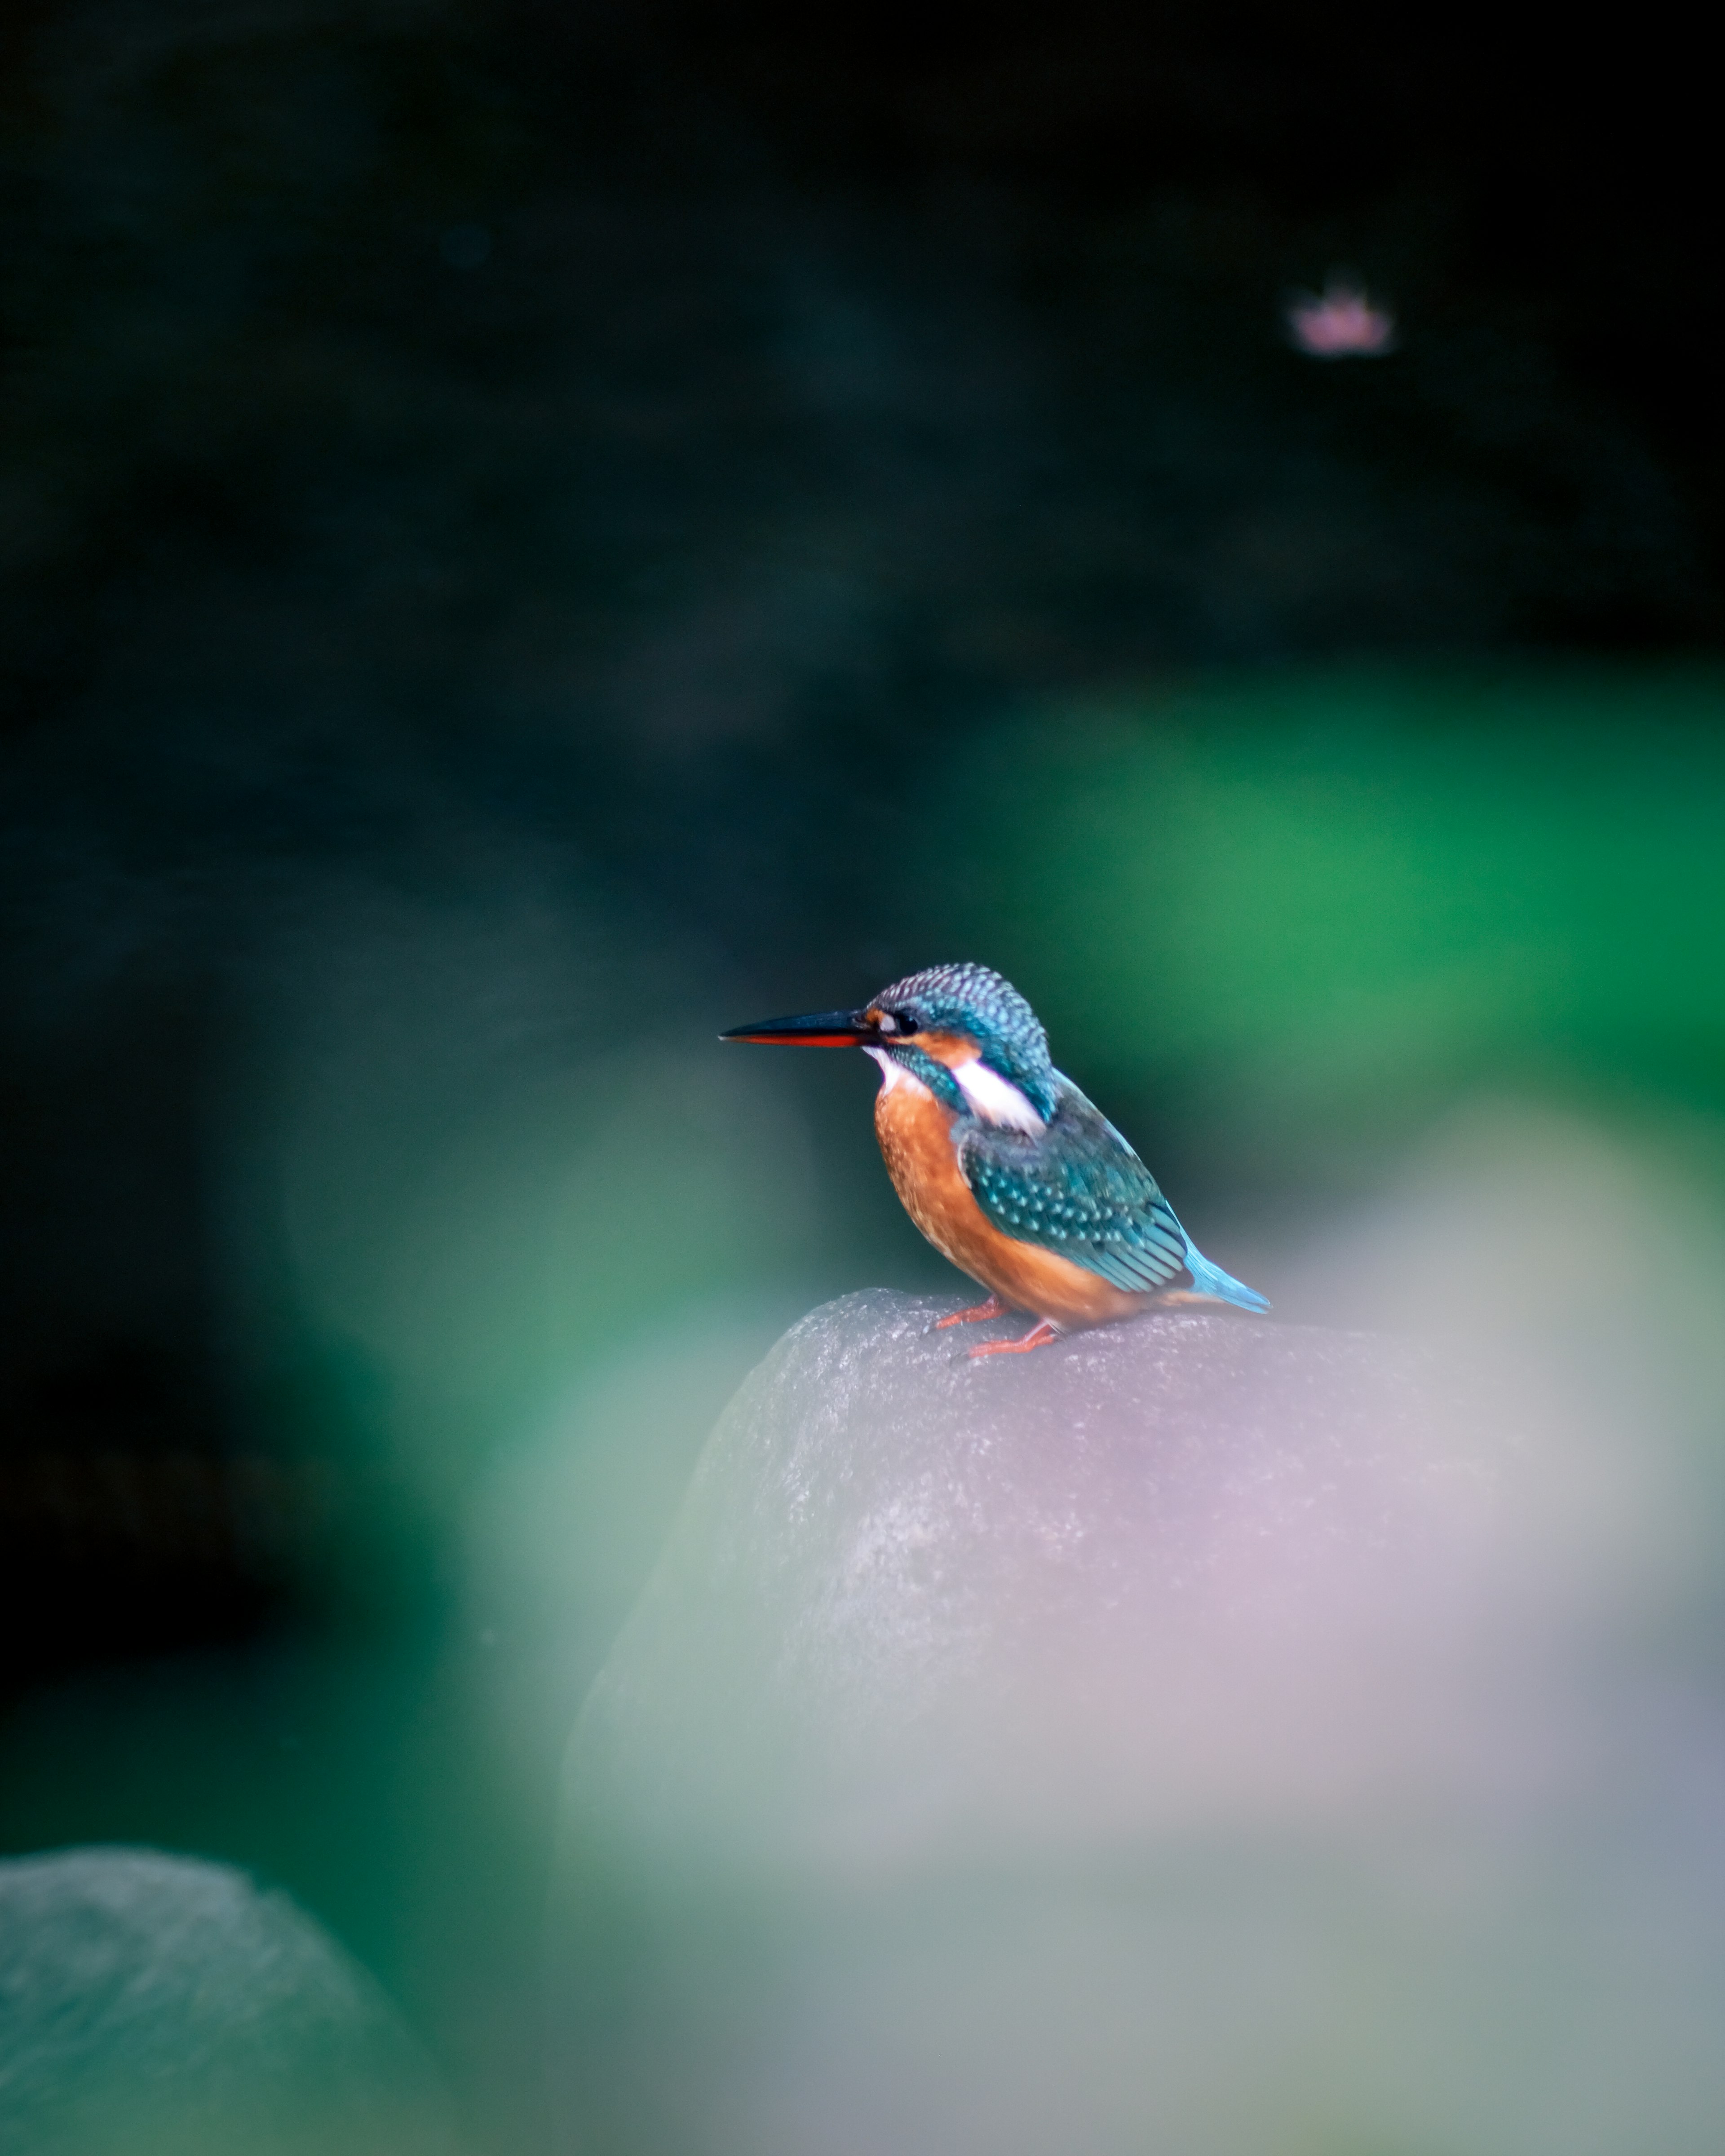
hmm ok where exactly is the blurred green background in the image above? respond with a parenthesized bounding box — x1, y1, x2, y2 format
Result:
(3, 4, 1723, 2151)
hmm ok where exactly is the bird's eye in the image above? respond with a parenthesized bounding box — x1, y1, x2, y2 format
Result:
(885, 1010, 915, 1036)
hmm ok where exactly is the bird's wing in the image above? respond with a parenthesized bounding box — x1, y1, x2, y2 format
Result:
(957, 1082, 1190, 1294)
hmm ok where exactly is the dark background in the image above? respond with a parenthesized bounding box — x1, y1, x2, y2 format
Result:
(4, 4, 1722, 2148)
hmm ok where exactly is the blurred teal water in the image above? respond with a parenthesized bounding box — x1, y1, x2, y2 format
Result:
(924, 663, 1725, 1189)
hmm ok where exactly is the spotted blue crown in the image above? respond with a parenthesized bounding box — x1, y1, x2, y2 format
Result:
(874, 962, 1057, 1113)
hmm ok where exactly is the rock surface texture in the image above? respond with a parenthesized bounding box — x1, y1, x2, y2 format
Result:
(556, 1290, 1725, 2156)
(571, 1291, 1659, 1867)
(0, 1848, 454, 2156)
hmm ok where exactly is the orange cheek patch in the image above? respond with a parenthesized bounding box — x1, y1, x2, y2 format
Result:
(907, 1029, 980, 1068)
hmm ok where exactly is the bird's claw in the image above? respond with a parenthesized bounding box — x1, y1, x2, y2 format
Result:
(968, 1320, 1062, 1359)
(935, 1295, 1008, 1330)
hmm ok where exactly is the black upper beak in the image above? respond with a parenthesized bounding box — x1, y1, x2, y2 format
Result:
(721, 1007, 878, 1047)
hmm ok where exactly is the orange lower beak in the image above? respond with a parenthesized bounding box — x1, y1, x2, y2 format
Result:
(721, 1007, 877, 1047)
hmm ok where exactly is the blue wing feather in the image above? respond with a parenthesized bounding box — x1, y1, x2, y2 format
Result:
(959, 1077, 1190, 1294)
(957, 1073, 1270, 1312)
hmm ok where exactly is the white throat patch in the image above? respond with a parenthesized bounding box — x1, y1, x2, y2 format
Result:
(865, 1045, 1045, 1130)
(950, 1056, 1046, 1132)
(865, 1045, 932, 1100)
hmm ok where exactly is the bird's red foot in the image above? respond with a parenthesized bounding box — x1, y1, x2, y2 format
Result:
(968, 1319, 1062, 1359)
(935, 1294, 1008, 1330)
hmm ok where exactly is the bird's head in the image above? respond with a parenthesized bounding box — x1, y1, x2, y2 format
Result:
(722, 961, 1055, 1129)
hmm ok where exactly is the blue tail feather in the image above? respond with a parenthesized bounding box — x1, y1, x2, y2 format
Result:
(1181, 1243, 1271, 1315)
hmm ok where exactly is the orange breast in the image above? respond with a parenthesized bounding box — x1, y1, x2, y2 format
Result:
(873, 1077, 1148, 1331)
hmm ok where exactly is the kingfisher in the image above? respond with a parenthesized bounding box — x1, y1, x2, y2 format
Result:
(723, 961, 1269, 1358)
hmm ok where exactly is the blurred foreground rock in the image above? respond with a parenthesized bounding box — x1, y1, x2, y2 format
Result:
(555, 1290, 1725, 2156)
(0, 1848, 456, 2156)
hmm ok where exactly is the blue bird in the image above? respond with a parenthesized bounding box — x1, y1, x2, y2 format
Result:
(724, 961, 1269, 1357)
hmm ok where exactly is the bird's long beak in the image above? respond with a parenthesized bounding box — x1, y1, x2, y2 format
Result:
(721, 1006, 878, 1047)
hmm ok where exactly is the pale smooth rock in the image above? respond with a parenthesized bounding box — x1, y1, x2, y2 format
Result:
(569, 1290, 1664, 1872)
(552, 1289, 1725, 2156)
(0, 1847, 455, 2156)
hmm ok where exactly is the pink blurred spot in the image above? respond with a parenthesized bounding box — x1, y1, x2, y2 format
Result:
(1286, 278, 1397, 358)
